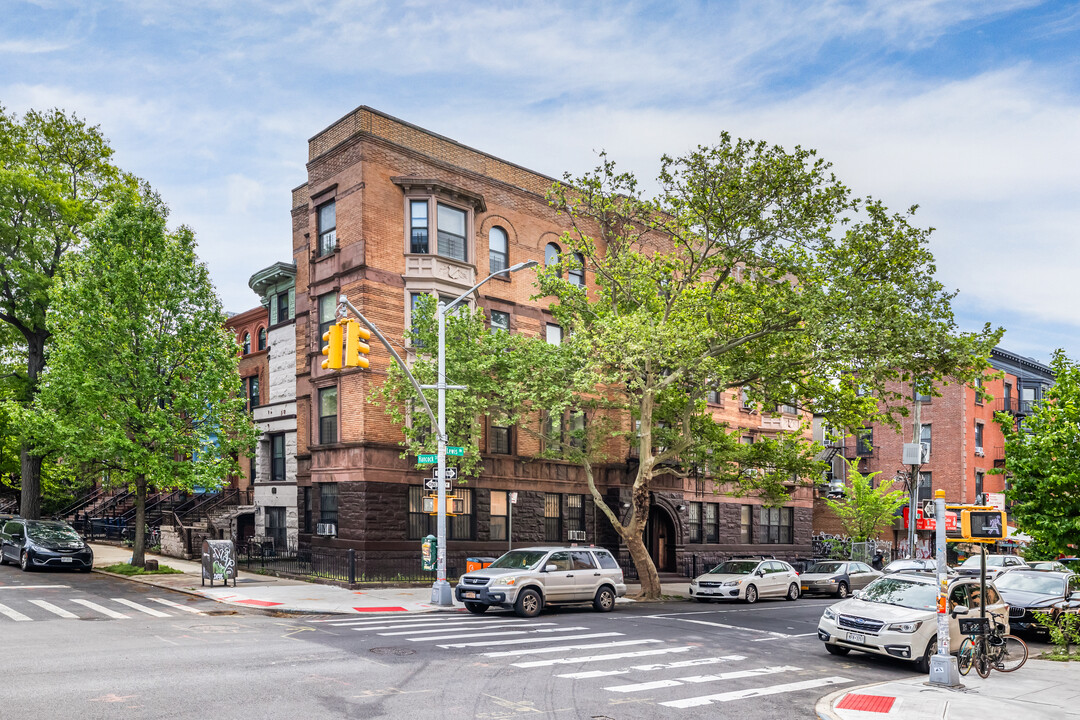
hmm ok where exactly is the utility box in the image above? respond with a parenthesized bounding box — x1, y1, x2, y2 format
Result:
(201, 539, 236, 587)
(466, 557, 496, 573)
(421, 535, 437, 572)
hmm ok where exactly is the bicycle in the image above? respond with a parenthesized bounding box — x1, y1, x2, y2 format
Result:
(957, 610, 1028, 678)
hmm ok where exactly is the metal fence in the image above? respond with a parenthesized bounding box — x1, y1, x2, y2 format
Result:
(237, 546, 473, 585)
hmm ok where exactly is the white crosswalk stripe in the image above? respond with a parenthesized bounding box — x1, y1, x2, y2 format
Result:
(439, 631, 622, 649)
(148, 597, 205, 614)
(408, 628, 569, 642)
(0, 602, 33, 621)
(328, 616, 472, 627)
(111, 598, 172, 617)
(484, 639, 659, 658)
(604, 664, 800, 693)
(512, 646, 694, 668)
(28, 600, 79, 619)
(556, 654, 747, 680)
(359, 620, 537, 634)
(70, 599, 130, 619)
(659, 676, 853, 709)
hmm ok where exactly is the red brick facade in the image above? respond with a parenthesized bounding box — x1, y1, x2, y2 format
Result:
(225, 305, 269, 492)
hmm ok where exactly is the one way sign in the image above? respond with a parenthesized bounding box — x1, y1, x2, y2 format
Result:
(434, 467, 458, 480)
(424, 478, 450, 491)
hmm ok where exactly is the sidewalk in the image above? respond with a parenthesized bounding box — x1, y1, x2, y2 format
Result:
(817, 659, 1080, 720)
(90, 543, 690, 614)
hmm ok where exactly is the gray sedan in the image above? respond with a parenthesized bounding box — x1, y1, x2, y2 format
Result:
(798, 560, 881, 598)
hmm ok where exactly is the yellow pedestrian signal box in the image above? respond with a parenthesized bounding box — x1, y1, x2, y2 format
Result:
(961, 509, 1006, 540)
(344, 319, 371, 369)
(321, 322, 343, 370)
(422, 495, 465, 515)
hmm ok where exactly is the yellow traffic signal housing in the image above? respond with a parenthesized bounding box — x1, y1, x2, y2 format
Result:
(961, 509, 1007, 540)
(344, 318, 371, 369)
(321, 322, 343, 370)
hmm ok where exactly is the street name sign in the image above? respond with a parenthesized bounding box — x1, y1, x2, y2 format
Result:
(418, 454, 438, 464)
(446, 446, 464, 456)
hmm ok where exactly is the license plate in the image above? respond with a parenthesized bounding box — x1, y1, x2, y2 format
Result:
(464, 591, 476, 599)
(846, 631, 865, 644)
(61, 557, 73, 563)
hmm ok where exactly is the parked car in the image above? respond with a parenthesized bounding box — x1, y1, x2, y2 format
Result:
(993, 569, 1079, 636)
(955, 554, 1027, 578)
(881, 558, 958, 576)
(454, 546, 626, 617)
(689, 557, 801, 603)
(817, 571, 1009, 672)
(799, 560, 882, 598)
(0, 518, 94, 572)
(1027, 560, 1071, 573)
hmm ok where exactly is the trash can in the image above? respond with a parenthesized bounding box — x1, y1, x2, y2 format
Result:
(466, 557, 497, 573)
(201, 539, 237, 587)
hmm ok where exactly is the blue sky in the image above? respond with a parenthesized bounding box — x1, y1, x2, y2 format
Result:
(3, 0, 1079, 364)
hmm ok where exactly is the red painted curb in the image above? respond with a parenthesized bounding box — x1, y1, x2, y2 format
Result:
(233, 599, 284, 607)
(836, 693, 896, 713)
(353, 606, 407, 612)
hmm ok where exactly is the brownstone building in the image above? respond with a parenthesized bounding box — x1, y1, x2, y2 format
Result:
(224, 306, 268, 493)
(289, 106, 814, 576)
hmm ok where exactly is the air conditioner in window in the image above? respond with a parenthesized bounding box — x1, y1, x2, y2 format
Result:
(567, 530, 586, 541)
(316, 523, 337, 537)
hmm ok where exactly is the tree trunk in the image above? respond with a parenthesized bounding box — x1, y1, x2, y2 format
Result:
(626, 529, 661, 600)
(131, 476, 147, 568)
(19, 333, 47, 519)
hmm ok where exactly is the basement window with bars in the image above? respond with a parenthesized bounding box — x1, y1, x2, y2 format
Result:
(688, 502, 703, 543)
(567, 494, 585, 537)
(408, 486, 474, 540)
(319, 483, 338, 525)
(544, 493, 562, 543)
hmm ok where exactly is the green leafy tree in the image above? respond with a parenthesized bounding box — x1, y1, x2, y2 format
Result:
(15, 189, 258, 566)
(825, 460, 907, 542)
(0, 106, 132, 518)
(376, 138, 1000, 599)
(996, 350, 1079, 555)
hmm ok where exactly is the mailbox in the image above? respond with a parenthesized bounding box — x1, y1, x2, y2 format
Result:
(201, 539, 237, 587)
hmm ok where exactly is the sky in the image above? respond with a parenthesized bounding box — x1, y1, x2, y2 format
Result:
(2, 0, 1079, 364)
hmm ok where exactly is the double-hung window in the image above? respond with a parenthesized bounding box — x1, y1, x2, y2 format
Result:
(568, 252, 585, 286)
(704, 503, 719, 543)
(276, 292, 290, 323)
(489, 227, 508, 274)
(490, 415, 511, 455)
(740, 505, 753, 543)
(319, 483, 338, 525)
(270, 433, 286, 481)
(856, 428, 873, 456)
(918, 471, 933, 503)
(247, 376, 259, 410)
(490, 310, 509, 334)
(318, 293, 337, 342)
(920, 423, 932, 457)
(490, 491, 509, 541)
(241, 333, 251, 355)
(688, 502, 702, 543)
(437, 203, 467, 262)
(318, 387, 337, 444)
(410, 200, 429, 253)
(975, 422, 984, 454)
(761, 507, 793, 544)
(257, 328, 267, 351)
(546, 323, 562, 345)
(317, 201, 336, 256)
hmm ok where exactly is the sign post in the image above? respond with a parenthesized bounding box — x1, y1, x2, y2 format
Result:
(929, 489, 960, 686)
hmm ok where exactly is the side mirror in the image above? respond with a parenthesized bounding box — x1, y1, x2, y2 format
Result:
(952, 604, 970, 616)
(755, 570, 765, 577)
(544, 564, 557, 573)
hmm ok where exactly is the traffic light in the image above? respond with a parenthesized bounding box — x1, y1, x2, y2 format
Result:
(344, 318, 371, 369)
(321, 322, 343, 370)
(961, 509, 1006, 540)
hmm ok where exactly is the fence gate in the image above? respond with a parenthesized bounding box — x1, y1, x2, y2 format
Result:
(850, 541, 871, 564)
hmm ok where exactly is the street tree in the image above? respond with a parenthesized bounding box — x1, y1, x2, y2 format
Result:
(824, 460, 907, 542)
(376, 138, 1001, 599)
(16, 189, 257, 566)
(0, 106, 131, 518)
(996, 350, 1079, 555)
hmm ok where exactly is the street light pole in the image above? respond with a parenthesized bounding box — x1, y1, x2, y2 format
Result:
(429, 259, 538, 606)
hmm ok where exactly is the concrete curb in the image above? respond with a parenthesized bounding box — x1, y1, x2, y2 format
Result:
(814, 681, 886, 720)
(90, 568, 304, 616)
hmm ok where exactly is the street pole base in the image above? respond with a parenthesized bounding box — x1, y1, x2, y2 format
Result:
(928, 654, 961, 687)
(431, 580, 454, 606)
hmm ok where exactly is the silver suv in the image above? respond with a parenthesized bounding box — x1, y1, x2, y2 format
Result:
(455, 546, 627, 617)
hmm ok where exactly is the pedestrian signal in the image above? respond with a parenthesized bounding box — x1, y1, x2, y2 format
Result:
(961, 510, 1006, 540)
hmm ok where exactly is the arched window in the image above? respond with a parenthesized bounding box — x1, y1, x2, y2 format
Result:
(242, 333, 251, 354)
(257, 327, 267, 351)
(489, 227, 508, 274)
(545, 242, 561, 278)
(569, 252, 585, 287)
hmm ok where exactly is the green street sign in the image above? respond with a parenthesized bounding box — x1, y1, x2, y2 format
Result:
(417, 454, 438, 464)
(446, 447, 464, 456)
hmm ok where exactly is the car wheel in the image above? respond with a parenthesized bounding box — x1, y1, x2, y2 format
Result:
(514, 588, 543, 618)
(836, 582, 849, 598)
(825, 644, 850, 656)
(593, 586, 616, 613)
(745, 585, 758, 604)
(79, 564, 93, 573)
(0, 551, 7, 566)
(786, 583, 799, 601)
(913, 636, 937, 674)
(464, 602, 489, 615)
(20, 550, 31, 572)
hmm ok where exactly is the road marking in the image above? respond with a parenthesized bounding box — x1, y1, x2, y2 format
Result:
(752, 632, 816, 641)
(439, 629, 611, 648)
(351, 619, 530, 632)
(661, 616, 793, 638)
(376, 622, 551, 636)
(29, 599, 79, 619)
(604, 665, 800, 693)
(660, 676, 853, 708)
(0, 602, 32, 621)
(512, 646, 694, 668)
(557, 655, 747, 680)
(0, 585, 70, 590)
(111, 598, 172, 617)
(148, 597, 206, 614)
(71, 599, 130, 619)
(484, 639, 660, 657)
(407, 629, 552, 642)
(327, 616, 468, 627)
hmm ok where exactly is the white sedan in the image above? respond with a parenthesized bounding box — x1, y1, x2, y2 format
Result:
(689, 558, 801, 603)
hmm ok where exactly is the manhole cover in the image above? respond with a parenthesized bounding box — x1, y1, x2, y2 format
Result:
(369, 647, 415, 656)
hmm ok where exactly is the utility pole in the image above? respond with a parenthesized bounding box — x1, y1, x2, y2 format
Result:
(907, 395, 923, 558)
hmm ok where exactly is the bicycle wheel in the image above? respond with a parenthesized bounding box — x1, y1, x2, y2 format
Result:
(975, 637, 992, 679)
(995, 634, 1028, 673)
(957, 637, 975, 676)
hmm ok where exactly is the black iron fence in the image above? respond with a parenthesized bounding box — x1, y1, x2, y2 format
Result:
(237, 546, 474, 585)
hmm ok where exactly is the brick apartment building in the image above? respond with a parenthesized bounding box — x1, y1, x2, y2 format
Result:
(814, 346, 1055, 557)
(289, 106, 814, 576)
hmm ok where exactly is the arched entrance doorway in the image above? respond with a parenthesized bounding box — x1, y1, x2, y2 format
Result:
(646, 504, 677, 573)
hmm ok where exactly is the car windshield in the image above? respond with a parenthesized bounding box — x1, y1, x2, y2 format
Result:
(961, 556, 1005, 567)
(26, 522, 81, 543)
(488, 550, 549, 570)
(708, 561, 759, 575)
(858, 577, 937, 611)
(993, 572, 1066, 595)
(807, 562, 845, 574)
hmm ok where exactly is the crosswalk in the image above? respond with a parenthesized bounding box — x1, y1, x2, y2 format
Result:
(0, 595, 207, 622)
(310, 612, 854, 710)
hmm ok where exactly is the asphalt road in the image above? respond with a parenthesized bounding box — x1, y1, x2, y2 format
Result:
(0, 566, 1054, 719)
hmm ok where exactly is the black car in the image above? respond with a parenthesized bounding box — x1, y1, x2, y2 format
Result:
(0, 518, 94, 572)
(993, 569, 1079, 636)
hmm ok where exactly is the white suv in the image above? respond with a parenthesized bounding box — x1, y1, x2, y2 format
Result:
(689, 557, 801, 603)
(455, 546, 627, 618)
(817, 571, 1009, 672)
